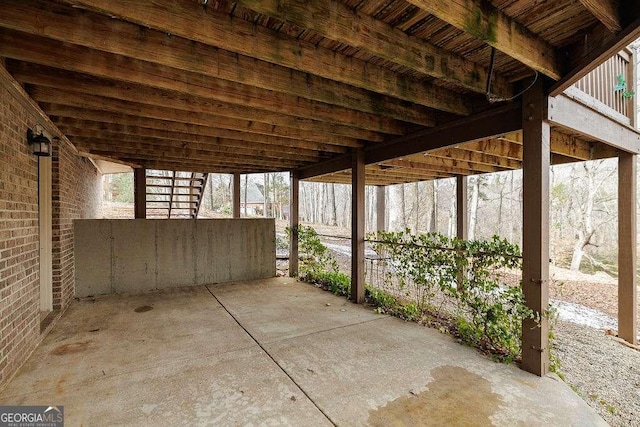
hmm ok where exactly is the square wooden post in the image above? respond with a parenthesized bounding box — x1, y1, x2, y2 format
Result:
(376, 185, 386, 232)
(618, 152, 637, 344)
(352, 149, 365, 303)
(232, 172, 241, 218)
(289, 171, 299, 277)
(134, 168, 146, 219)
(456, 175, 468, 240)
(521, 80, 550, 376)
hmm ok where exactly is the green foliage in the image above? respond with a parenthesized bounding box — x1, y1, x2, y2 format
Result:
(305, 270, 351, 296)
(286, 225, 338, 279)
(371, 230, 535, 361)
(109, 173, 134, 203)
(614, 74, 635, 99)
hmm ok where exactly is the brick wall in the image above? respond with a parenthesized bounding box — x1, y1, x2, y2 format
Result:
(0, 81, 101, 388)
(52, 140, 101, 310)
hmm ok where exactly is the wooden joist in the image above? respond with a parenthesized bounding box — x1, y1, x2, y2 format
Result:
(58, 126, 337, 160)
(31, 92, 364, 147)
(404, 0, 561, 80)
(0, 32, 414, 133)
(12, 65, 386, 141)
(578, 0, 621, 32)
(56, 0, 471, 114)
(236, 0, 512, 98)
(44, 106, 355, 150)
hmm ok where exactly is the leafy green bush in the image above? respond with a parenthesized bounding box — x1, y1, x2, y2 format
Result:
(305, 270, 351, 296)
(286, 225, 338, 279)
(370, 230, 535, 361)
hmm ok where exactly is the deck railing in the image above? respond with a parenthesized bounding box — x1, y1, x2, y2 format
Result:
(571, 47, 637, 127)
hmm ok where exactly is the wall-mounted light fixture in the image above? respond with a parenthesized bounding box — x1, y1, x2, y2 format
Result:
(27, 126, 52, 157)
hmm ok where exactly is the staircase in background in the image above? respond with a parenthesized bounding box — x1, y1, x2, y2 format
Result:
(145, 170, 208, 219)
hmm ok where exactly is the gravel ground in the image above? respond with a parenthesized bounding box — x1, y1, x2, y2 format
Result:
(554, 321, 640, 426)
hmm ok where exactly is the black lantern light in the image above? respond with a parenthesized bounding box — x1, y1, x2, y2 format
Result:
(27, 127, 52, 157)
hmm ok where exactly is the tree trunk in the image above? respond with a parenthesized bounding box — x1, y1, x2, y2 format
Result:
(400, 184, 407, 229)
(469, 176, 480, 240)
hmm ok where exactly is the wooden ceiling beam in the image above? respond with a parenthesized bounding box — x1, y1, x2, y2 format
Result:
(405, 0, 561, 79)
(426, 147, 522, 169)
(56, 0, 470, 114)
(73, 140, 305, 169)
(236, 0, 512, 98)
(0, 0, 440, 125)
(42, 104, 358, 149)
(12, 63, 385, 142)
(52, 116, 347, 154)
(64, 130, 327, 162)
(578, 0, 621, 32)
(0, 30, 411, 133)
(367, 103, 522, 165)
(29, 88, 368, 149)
(100, 156, 281, 174)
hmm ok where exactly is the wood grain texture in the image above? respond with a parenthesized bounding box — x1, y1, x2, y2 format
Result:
(0, 0, 441, 125)
(58, 0, 470, 114)
(405, 0, 560, 79)
(236, 0, 512, 97)
(618, 152, 637, 344)
(578, 0, 621, 32)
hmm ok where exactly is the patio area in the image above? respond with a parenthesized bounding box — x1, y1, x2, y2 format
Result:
(1, 277, 604, 426)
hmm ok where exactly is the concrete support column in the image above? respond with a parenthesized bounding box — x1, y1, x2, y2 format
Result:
(232, 172, 241, 219)
(289, 171, 299, 277)
(134, 168, 146, 219)
(376, 185, 386, 232)
(456, 176, 468, 240)
(521, 79, 550, 376)
(618, 152, 637, 344)
(351, 149, 365, 303)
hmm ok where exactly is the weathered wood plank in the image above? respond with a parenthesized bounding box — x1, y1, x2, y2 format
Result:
(0, 0, 442, 125)
(0, 30, 410, 133)
(351, 148, 366, 304)
(71, 136, 320, 163)
(236, 0, 512, 98)
(547, 94, 640, 153)
(134, 168, 146, 219)
(618, 152, 638, 344)
(233, 173, 241, 219)
(51, 115, 347, 154)
(57, 0, 470, 114)
(578, 0, 621, 33)
(405, 0, 560, 79)
(521, 79, 550, 377)
(12, 64, 385, 141)
(58, 126, 333, 161)
(30, 88, 365, 147)
(289, 171, 300, 277)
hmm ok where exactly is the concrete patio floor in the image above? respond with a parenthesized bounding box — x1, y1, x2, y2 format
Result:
(2, 277, 605, 426)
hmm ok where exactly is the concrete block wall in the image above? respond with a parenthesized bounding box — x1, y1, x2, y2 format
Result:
(74, 219, 276, 296)
(0, 78, 101, 388)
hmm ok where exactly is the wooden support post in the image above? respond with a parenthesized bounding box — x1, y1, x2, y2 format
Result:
(232, 172, 241, 218)
(289, 171, 299, 278)
(522, 80, 550, 376)
(456, 176, 468, 240)
(618, 152, 637, 344)
(351, 149, 365, 303)
(376, 186, 386, 232)
(134, 167, 146, 219)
